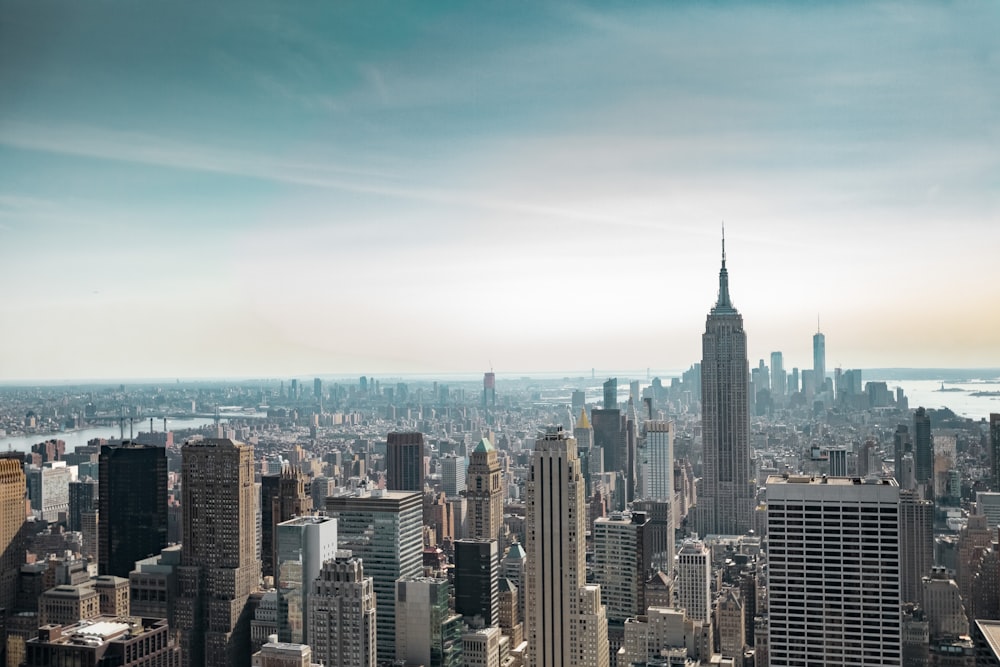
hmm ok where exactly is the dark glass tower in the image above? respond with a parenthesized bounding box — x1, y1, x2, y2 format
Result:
(386, 432, 426, 492)
(695, 232, 753, 536)
(914, 407, 933, 486)
(453, 538, 499, 628)
(98, 443, 167, 578)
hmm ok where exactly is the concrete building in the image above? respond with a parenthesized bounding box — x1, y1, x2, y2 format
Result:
(716, 587, 745, 657)
(176, 438, 259, 667)
(441, 454, 467, 497)
(252, 641, 318, 667)
(308, 552, 376, 667)
(677, 538, 711, 623)
(638, 420, 674, 504)
(98, 443, 168, 579)
(766, 474, 901, 666)
(26, 461, 71, 523)
(462, 626, 508, 667)
(325, 488, 422, 663)
(900, 488, 935, 604)
(275, 515, 338, 644)
(24, 616, 179, 667)
(129, 545, 181, 627)
(261, 467, 313, 580)
(466, 438, 504, 542)
(1, 455, 27, 614)
(525, 426, 609, 667)
(695, 236, 754, 536)
(593, 511, 650, 623)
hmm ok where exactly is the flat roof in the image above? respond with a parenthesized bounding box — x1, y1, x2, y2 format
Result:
(977, 620, 1000, 659)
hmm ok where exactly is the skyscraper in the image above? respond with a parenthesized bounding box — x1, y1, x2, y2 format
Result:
(261, 467, 314, 580)
(483, 372, 496, 409)
(638, 420, 674, 502)
(766, 474, 901, 666)
(1, 455, 27, 614)
(914, 407, 934, 487)
(176, 438, 259, 667)
(395, 577, 464, 667)
(593, 511, 650, 624)
(990, 414, 1000, 491)
(603, 378, 617, 409)
(325, 489, 423, 663)
(387, 432, 426, 492)
(525, 426, 609, 667)
(770, 351, 786, 397)
(308, 551, 377, 667)
(813, 325, 826, 396)
(276, 515, 338, 644)
(98, 443, 168, 579)
(899, 489, 934, 605)
(441, 454, 467, 497)
(677, 538, 711, 623)
(466, 438, 503, 542)
(695, 233, 753, 536)
(453, 538, 500, 629)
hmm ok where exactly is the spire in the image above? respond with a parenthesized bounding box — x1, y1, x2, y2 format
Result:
(577, 407, 590, 430)
(714, 223, 733, 311)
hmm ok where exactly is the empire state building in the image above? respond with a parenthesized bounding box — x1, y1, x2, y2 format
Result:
(694, 234, 754, 536)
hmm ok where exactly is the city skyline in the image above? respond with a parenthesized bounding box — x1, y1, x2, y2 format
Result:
(2, 2, 998, 381)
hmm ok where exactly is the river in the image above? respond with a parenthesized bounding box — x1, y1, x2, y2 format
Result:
(0, 417, 224, 454)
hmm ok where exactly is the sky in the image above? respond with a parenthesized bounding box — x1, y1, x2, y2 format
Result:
(0, 1, 998, 381)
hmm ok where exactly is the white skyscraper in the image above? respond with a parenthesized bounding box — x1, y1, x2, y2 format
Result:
(766, 475, 901, 666)
(526, 426, 609, 667)
(677, 538, 711, 623)
(275, 515, 338, 644)
(639, 420, 674, 502)
(441, 453, 467, 497)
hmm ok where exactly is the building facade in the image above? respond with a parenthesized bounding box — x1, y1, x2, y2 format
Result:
(466, 438, 503, 542)
(308, 552, 376, 667)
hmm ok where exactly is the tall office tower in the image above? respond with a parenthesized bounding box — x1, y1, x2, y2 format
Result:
(261, 467, 314, 580)
(309, 552, 377, 667)
(525, 426, 609, 667)
(899, 489, 934, 605)
(894, 425, 913, 484)
(632, 499, 674, 575)
(696, 235, 753, 536)
(956, 514, 995, 622)
(441, 454, 467, 497)
(81, 509, 99, 561)
(593, 511, 650, 624)
(766, 474, 902, 667)
(466, 438, 503, 542)
(604, 378, 618, 409)
(326, 489, 423, 662)
(68, 479, 97, 532)
(454, 538, 499, 628)
(625, 398, 640, 503)
(716, 586, 746, 657)
(176, 438, 259, 667)
(859, 439, 881, 477)
(638, 420, 674, 502)
(387, 432, 426, 492)
(770, 352, 786, 397)
(275, 515, 338, 644)
(914, 407, 934, 488)
(789, 367, 799, 395)
(991, 414, 1000, 490)
(677, 538, 711, 622)
(828, 448, 848, 477)
(1, 455, 27, 614)
(395, 577, 464, 667)
(98, 443, 167, 578)
(592, 409, 626, 497)
(574, 408, 597, 494)
(813, 326, 826, 396)
(922, 568, 969, 638)
(483, 372, 496, 409)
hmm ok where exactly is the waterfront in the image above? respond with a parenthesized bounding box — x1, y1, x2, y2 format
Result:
(0, 417, 222, 454)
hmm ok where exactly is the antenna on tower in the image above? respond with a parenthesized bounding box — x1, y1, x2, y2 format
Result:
(721, 222, 726, 264)
(817, 314, 821, 333)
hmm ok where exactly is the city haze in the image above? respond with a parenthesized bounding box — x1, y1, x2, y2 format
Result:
(1, 2, 998, 381)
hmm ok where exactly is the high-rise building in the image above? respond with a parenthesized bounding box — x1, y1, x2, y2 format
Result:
(275, 515, 338, 644)
(68, 478, 97, 533)
(395, 577, 464, 667)
(677, 538, 711, 623)
(631, 499, 674, 576)
(770, 351, 786, 397)
(483, 372, 496, 409)
(991, 414, 1000, 491)
(695, 234, 753, 536)
(502, 542, 527, 630)
(466, 438, 503, 542)
(308, 551, 377, 667)
(894, 425, 912, 484)
(454, 538, 499, 629)
(441, 454, 467, 497)
(574, 408, 597, 495)
(26, 461, 70, 523)
(899, 489, 934, 605)
(603, 378, 617, 409)
(766, 474, 901, 666)
(813, 327, 826, 396)
(914, 407, 934, 487)
(387, 432, 426, 492)
(593, 511, 650, 624)
(1, 455, 27, 613)
(98, 443, 167, 579)
(525, 426, 609, 667)
(592, 409, 625, 496)
(638, 420, 674, 503)
(261, 467, 314, 580)
(176, 438, 259, 667)
(326, 489, 423, 663)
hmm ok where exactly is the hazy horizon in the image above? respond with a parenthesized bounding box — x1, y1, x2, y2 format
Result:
(2, 2, 997, 381)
